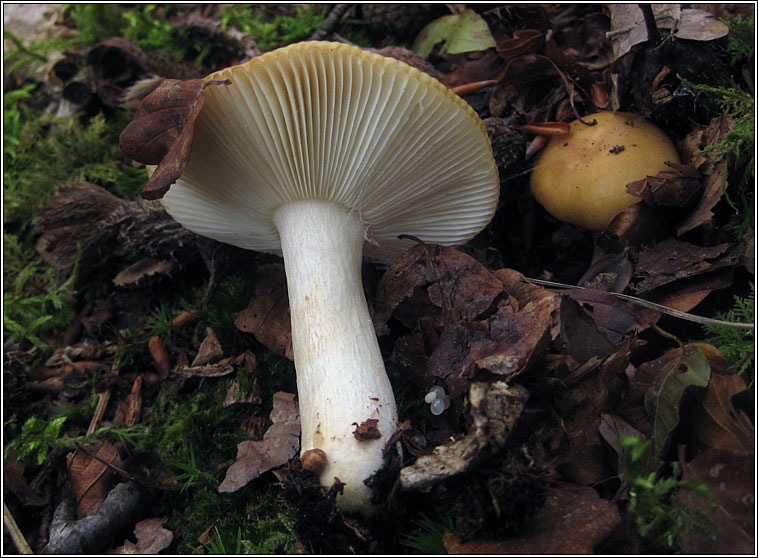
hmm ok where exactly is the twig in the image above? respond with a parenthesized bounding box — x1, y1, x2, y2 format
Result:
(638, 3, 661, 44)
(309, 4, 351, 41)
(4, 503, 34, 554)
(87, 345, 122, 436)
(526, 277, 755, 330)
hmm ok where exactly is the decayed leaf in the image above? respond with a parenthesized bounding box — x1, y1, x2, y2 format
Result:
(644, 344, 711, 462)
(399, 381, 528, 491)
(625, 162, 703, 208)
(119, 78, 230, 200)
(633, 238, 737, 294)
(67, 441, 122, 519)
(191, 327, 223, 366)
(607, 5, 728, 62)
(113, 517, 174, 554)
(678, 115, 732, 234)
(373, 244, 504, 334)
(443, 486, 620, 554)
(4, 447, 47, 507)
(692, 373, 754, 453)
(678, 448, 755, 554)
(234, 264, 293, 360)
(412, 9, 496, 59)
(218, 391, 300, 493)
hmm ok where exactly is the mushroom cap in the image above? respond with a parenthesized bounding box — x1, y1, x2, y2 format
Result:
(159, 41, 499, 262)
(529, 111, 680, 231)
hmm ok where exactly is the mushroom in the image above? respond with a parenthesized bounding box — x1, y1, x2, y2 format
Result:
(529, 111, 681, 230)
(141, 42, 499, 512)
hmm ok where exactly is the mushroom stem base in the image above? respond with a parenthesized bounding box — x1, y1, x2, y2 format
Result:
(273, 200, 397, 513)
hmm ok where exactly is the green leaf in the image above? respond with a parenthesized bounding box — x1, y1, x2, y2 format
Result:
(644, 344, 711, 463)
(412, 9, 496, 59)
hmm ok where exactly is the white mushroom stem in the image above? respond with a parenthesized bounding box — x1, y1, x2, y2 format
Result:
(273, 199, 398, 513)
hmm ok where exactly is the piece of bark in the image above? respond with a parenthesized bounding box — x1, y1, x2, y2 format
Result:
(41, 482, 149, 554)
(34, 182, 202, 277)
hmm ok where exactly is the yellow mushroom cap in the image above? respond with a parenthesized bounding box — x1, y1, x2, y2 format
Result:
(160, 41, 500, 263)
(529, 111, 680, 231)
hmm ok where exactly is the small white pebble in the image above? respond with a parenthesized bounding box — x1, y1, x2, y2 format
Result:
(443, 395, 451, 410)
(424, 391, 437, 404)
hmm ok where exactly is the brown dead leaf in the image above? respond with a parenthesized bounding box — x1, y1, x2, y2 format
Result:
(224, 378, 262, 407)
(496, 28, 545, 59)
(625, 162, 703, 208)
(114, 517, 174, 554)
(119, 77, 230, 200)
(444, 486, 620, 554)
(678, 115, 732, 234)
(234, 264, 293, 360)
(191, 327, 223, 366)
(606, 5, 728, 63)
(218, 391, 300, 493)
(633, 238, 737, 294)
(374, 244, 505, 334)
(399, 381, 528, 491)
(678, 447, 755, 554)
(692, 373, 754, 453)
(4, 447, 47, 507)
(67, 441, 122, 519)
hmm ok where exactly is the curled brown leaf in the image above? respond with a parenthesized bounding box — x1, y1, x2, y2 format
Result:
(119, 78, 230, 200)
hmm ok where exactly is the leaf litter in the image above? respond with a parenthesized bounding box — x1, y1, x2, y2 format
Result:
(4, 3, 754, 555)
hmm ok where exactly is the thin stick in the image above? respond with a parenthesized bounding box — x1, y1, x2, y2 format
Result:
(526, 277, 755, 330)
(310, 4, 352, 41)
(4, 502, 34, 554)
(87, 347, 122, 437)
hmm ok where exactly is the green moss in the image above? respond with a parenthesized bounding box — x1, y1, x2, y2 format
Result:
(220, 5, 327, 51)
(64, 4, 127, 45)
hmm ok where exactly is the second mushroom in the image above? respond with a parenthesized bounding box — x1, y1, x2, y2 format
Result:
(122, 41, 499, 513)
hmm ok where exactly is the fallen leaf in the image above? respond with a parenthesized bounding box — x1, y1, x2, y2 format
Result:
(625, 162, 703, 208)
(4, 447, 47, 507)
(114, 517, 174, 554)
(119, 78, 230, 200)
(373, 244, 504, 334)
(191, 327, 223, 366)
(218, 391, 300, 493)
(633, 238, 737, 294)
(234, 264, 293, 360)
(399, 381, 528, 491)
(412, 9, 496, 59)
(678, 448, 754, 554)
(644, 344, 711, 463)
(678, 115, 732, 234)
(606, 5, 728, 62)
(692, 373, 754, 453)
(223, 378, 262, 407)
(67, 441, 122, 519)
(443, 486, 620, 554)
